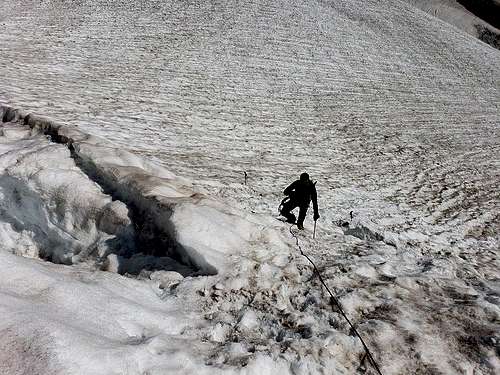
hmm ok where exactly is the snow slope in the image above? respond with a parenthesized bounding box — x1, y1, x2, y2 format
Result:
(0, 0, 499, 374)
(403, 0, 500, 49)
(0, 106, 498, 375)
(0, 107, 295, 374)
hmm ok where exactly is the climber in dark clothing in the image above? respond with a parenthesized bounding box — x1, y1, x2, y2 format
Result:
(280, 173, 320, 230)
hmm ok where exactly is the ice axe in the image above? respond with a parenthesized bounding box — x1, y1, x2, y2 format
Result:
(313, 180, 318, 239)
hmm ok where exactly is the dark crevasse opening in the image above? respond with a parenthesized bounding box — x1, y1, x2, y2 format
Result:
(0, 106, 214, 278)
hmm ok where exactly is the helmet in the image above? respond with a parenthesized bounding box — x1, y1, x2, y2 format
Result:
(300, 172, 309, 181)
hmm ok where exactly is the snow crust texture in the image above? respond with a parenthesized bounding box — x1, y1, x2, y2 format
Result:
(0, 0, 499, 374)
(0, 105, 499, 374)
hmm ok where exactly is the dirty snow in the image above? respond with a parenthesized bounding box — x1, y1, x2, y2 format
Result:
(0, 0, 499, 374)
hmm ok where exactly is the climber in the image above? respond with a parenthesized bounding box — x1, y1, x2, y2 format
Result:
(279, 172, 319, 230)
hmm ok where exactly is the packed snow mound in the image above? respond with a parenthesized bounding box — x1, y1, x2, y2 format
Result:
(0, 105, 277, 276)
(0, 250, 209, 375)
(0, 121, 133, 265)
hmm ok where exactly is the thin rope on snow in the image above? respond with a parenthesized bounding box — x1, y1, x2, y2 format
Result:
(289, 225, 383, 375)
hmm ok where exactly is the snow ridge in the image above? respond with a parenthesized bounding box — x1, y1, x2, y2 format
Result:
(0, 104, 266, 276)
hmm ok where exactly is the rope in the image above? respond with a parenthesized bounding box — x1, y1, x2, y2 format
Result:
(289, 225, 383, 375)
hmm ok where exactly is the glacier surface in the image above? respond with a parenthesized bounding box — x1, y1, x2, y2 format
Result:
(0, 0, 499, 374)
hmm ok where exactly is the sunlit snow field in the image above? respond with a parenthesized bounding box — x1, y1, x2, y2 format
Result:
(0, 0, 499, 374)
